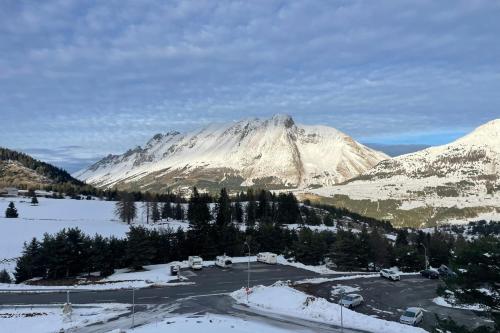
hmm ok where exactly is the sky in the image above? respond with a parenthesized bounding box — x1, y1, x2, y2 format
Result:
(1, 0, 499, 172)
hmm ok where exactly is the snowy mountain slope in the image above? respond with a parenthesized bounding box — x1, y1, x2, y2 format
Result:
(75, 114, 388, 192)
(307, 119, 500, 226)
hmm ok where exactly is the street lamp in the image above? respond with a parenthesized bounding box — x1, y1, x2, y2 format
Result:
(421, 244, 428, 270)
(132, 288, 136, 328)
(244, 241, 251, 303)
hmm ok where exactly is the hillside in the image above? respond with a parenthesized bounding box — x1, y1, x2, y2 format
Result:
(0, 147, 84, 189)
(305, 119, 500, 227)
(75, 114, 388, 192)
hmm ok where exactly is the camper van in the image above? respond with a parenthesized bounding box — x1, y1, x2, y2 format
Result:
(257, 252, 277, 264)
(188, 256, 203, 270)
(215, 255, 233, 268)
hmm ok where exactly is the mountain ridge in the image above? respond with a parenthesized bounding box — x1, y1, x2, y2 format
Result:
(308, 118, 500, 226)
(75, 114, 389, 192)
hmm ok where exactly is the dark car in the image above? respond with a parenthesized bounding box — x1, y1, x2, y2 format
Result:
(420, 269, 439, 279)
(438, 265, 457, 278)
(170, 264, 180, 276)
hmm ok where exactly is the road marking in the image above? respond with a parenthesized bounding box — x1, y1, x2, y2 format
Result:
(95, 299, 116, 302)
(138, 296, 158, 300)
(177, 292, 196, 296)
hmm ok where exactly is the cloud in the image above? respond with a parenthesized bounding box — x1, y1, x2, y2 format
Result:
(1, 0, 499, 168)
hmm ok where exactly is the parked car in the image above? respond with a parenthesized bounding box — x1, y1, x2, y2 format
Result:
(215, 254, 233, 268)
(438, 265, 457, 278)
(339, 294, 364, 308)
(420, 269, 439, 279)
(380, 269, 401, 281)
(188, 256, 203, 270)
(170, 264, 180, 276)
(257, 252, 277, 264)
(400, 307, 424, 326)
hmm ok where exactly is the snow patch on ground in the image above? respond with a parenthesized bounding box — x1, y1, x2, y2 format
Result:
(118, 313, 298, 333)
(277, 256, 336, 274)
(331, 284, 360, 295)
(231, 282, 427, 333)
(432, 297, 487, 312)
(0, 304, 128, 333)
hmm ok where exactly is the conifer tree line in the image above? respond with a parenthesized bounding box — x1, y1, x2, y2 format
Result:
(14, 185, 485, 284)
(114, 187, 395, 233)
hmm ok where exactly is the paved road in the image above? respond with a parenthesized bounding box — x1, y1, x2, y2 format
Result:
(0, 263, 319, 305)
(0, 263, 368, 333)
(296, 274, 492, 332)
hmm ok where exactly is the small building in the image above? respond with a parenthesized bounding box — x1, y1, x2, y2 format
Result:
(0, 187, 19, 197)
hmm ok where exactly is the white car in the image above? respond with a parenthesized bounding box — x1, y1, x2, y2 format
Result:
(188, 256, 203, 270)
(400, 307, 424, 326)
(380, 269, 401, 281)
(257, 252, 277, 264)
(339, 294, 364, 308)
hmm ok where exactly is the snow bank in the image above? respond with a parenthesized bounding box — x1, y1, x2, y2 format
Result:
(277, 256, 337, 274)
(231, 282, 428, 333)
(123, 313, 295, 333)
(432, 297, 487, 312)
(0, 304, 128, 333)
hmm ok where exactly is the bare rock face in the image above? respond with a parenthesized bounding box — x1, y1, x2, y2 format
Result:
(75, 114, 388, 192)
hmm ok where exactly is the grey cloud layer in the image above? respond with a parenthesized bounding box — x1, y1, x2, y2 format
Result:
(1, 0, 499, 169)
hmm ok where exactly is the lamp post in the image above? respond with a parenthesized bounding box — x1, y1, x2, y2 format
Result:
(339, 287, 345, 333)
(421, 244, 428, 270)
(244, 241, 251, 303)
(132, 288, 136, 328)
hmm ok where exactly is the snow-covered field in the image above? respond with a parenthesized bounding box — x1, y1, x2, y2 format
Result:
(0, 196, 187, 262)
(0, 304, 128, 333)
(231, 282, 427, 333)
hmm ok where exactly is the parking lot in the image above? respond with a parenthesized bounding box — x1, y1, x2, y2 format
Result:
(296, 274, 492, 331)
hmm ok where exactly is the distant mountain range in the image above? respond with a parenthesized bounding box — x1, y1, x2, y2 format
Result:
(307, 119, 500, 227)
(4, 115, 500, 227)
(75, 114, 388, 192)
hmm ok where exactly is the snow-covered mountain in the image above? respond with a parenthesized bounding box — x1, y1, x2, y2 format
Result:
(308, 119, 500, 226)
(75, 114, 388, 192)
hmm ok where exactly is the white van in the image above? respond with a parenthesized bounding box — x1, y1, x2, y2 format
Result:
(257, 252, 277, 264)
(188, 256, 203, 270)
(215, 255, 233, 268)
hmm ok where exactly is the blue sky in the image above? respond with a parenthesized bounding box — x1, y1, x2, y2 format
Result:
(1, 0, 499, 171)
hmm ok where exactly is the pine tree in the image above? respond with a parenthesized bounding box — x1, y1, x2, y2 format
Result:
(357, 226, 371, 270)
(5, 201, 18, 218)
(115, 193, 137, 224)
(257, 190, 272, 222)
(0, 269, 11, 284)
(330, 230, 361, 270)
(369, 227, 391, 270)
(232, 201, 244, 223)
(276, 192, 300, 224)
(31, 196, 39, 206)
(126, 227, 156, 270)
(246, 200, 257, 226)
(323, 213, 334, 226)
(161, 202, 172, 220)
(187, 187, 211, 228)
(14, 238, 43, 283)
(175, 202, 184, 220)
(151, 201, 160, 223)
(215, 188, 231, 227)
